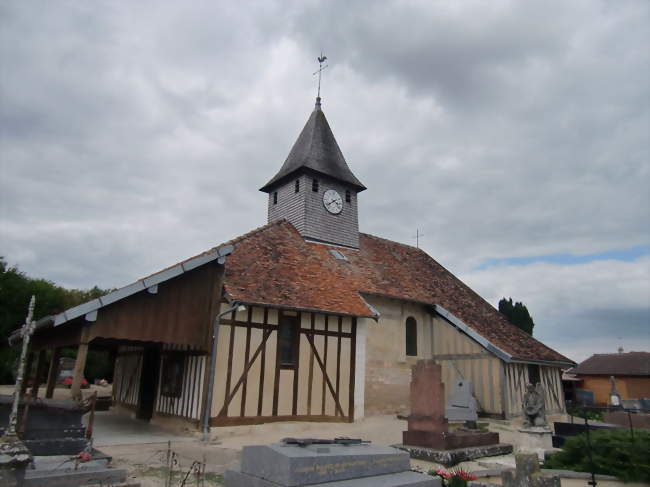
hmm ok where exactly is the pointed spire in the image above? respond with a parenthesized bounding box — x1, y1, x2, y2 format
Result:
(260, 102, 366, 193)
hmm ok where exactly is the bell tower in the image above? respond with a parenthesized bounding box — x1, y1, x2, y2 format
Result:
(260, 97, 366, 248)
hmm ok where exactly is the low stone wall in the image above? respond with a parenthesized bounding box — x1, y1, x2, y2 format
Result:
(603, 411, 650, 429)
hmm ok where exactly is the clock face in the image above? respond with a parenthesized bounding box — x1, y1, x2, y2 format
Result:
(323, 189, 343, 214)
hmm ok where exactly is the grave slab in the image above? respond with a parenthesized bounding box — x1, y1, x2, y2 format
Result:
(226, 466, 439, 486)
(394, 443, 513, 467)
(226, 440, 439, 487)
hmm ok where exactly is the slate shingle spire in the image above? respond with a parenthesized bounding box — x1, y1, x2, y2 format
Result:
(260, 98, 366, 193)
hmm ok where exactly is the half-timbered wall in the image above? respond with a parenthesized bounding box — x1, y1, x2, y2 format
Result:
(503, 362, 565, 417)
(431, 314, 503, 415)
(113, 345, 143, 408)
(154, 344, 207, 421)
(210, 304, 356, 426)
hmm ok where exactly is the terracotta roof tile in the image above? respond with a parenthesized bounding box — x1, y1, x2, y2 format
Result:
(223, 220, 573, 364)
(570, 352, 650, 376)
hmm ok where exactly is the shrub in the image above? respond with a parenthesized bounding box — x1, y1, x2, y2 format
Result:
(544, 428, 650, 482)
(569, 407, 604, 422)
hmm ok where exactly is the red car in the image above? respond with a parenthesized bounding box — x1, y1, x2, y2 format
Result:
(61, 376, 89, 388)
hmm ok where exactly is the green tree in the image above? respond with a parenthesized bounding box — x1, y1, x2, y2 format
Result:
(498, 297, 535, 335)
(0, 257, 113, 384)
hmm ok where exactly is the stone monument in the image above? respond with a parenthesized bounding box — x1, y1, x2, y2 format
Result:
(501, 453, 560, 487)
(518, 383, 552, 460)
(224, 437, 440, 486)
(522, 383, 546, 427)
(445, 380, 478, 424)
(397, 360, 511, 465)
(608, 376, 621, 407)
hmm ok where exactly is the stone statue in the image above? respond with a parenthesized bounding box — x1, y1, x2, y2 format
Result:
(522, 383, 546, 427)
(609, 376, 621, 407)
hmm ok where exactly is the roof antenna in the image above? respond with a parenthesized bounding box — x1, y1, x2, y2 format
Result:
(313, 52, 328, 108)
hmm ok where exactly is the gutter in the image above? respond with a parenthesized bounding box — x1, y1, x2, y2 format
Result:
(202, 301, 245, 442)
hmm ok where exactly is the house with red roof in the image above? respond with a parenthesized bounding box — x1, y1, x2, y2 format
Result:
(568, 351, 650, 405)
(22, 97, 574, 432)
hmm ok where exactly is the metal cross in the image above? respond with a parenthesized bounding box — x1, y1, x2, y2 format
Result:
(413, 229, 424, 248)
(313, 53, 328, 99)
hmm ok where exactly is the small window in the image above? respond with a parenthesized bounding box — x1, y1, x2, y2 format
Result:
(295, 180, 300, 193)
(278, 316, 299, 368)
(345, 190, 351, 203)
(406, 317, 417, 356)
(312, 179, 319, 192)
(273, 192, 278, 204)
(528, 364, 540, 385)
(161, 353, 184, 397)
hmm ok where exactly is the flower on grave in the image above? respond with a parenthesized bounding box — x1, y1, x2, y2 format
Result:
(428, 467, 477, 486)
(75, 452, 92, 462)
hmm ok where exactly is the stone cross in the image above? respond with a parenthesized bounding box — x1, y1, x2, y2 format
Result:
(5, 296, 36, 437)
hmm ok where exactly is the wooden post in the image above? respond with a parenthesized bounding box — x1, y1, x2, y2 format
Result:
(29, 349, 46, 398)
(71, 327, 90, 402)
(45, 347, 62, 398)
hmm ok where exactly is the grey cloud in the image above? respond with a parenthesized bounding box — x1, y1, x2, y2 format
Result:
(0, 0, 648, 361)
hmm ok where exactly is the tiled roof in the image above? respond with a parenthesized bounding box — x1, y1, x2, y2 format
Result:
(570, 352, 650, 376)
(223, 220, 573, 365)
(259, 101, 366, 193)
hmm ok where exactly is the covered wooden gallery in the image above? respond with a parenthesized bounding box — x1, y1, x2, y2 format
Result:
(22, 217, 574, 434)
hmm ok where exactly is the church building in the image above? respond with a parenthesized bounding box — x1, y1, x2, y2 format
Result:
(24, 96, 574, 432)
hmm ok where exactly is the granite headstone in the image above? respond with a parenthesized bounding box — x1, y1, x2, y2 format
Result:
(224, 439, 440, 487)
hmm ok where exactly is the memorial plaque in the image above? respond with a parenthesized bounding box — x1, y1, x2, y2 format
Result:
(445, 380, 478, 422)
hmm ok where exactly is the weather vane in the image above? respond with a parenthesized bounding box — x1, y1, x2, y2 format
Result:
(313, 53, 328, 100)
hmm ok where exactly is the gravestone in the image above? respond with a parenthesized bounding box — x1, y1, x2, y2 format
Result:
(397, 360, 510, 465)
(445, 380, 478, 423)
(224, 438, 440, 486)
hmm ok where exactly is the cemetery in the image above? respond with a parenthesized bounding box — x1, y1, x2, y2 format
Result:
(2, 333, 649, 486)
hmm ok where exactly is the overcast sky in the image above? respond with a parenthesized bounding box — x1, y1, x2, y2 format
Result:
(1, 1, 648, 362)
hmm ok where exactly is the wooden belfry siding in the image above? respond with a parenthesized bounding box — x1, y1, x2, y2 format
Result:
(210, 305, 356, 426)
(155, 344, 207, 421)
(113, 345, 144, 408)
(503, 362, 565, 417)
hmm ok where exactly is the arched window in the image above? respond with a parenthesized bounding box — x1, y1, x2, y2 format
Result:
(405, 317, 417, 356)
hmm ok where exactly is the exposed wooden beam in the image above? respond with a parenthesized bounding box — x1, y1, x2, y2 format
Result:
(432, 353, 491, 361)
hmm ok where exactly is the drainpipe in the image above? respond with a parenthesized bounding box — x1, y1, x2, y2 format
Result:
(202, 302, 246, 442)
